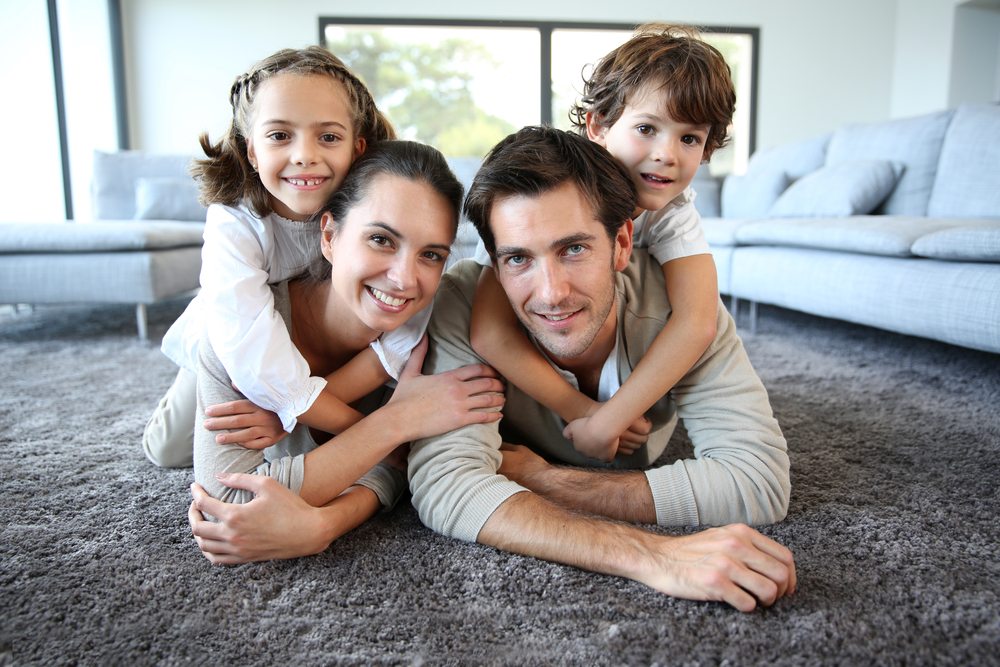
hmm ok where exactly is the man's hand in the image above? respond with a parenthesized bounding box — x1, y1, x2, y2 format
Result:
(497, 442, 549, 486)
(480, 493, 794, 612)
(188, 473, 378, 564)
(647, 523, 796, 612)
(204, 398, 288, 450)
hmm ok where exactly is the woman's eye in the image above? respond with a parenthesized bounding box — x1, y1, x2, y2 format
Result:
(423, 251, 446, 263)
(371, 234, 390, 246)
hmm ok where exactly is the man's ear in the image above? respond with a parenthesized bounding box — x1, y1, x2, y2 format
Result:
(613, 218, 634, 271)
(585, 112, 609, 147)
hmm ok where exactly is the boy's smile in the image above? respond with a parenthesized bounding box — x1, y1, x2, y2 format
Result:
(586, 85, 710, 217)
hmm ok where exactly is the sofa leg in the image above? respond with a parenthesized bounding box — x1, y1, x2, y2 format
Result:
(136, 303, 148, 341)
(730, 296, 740, 326)
(748, 300, 758, 335)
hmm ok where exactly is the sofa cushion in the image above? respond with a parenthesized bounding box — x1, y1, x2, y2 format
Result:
(720, 133, 831, 219)
(911, 222, 1000, 262)
(927, 103, 1000, 218)
(768, 160, 903, 218)
(134, 177, 207, 222)
(701, 218, 748, 246)
(824, 110, 954, 216)
(92, 150, 195, 220)
(721, 169, 789, 219)
(0, 221, 205, 253)
(733, 216, 975, 257)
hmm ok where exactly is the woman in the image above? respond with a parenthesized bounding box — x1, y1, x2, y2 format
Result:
(190, 141, 505, 559)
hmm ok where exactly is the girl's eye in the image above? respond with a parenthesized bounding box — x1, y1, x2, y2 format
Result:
(267, 131, 289, 141)
(320, 133, 341, 143)
(637, 124, 655, 136)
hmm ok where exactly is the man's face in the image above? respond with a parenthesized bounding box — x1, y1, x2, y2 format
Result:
(491, 182, 632, 362)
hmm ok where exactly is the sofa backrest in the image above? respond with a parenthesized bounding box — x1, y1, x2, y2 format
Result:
(92, 150, 206, 222)
(824, 110, 954, 216)
(927, 103, 1000, 218)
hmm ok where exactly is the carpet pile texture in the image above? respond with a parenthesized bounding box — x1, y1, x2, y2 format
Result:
(0, 298, 997, 666)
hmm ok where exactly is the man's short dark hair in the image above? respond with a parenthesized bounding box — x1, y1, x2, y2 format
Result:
(464, 126, 638, 261)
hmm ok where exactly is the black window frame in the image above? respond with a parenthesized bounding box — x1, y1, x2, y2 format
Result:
(319, 17, 759, 154)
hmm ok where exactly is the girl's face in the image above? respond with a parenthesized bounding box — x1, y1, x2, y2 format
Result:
(321, 174, 455, 334)
(246, 73, 365, 221)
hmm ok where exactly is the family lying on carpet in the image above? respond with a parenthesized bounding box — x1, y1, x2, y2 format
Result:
(143, 24, 795, 612)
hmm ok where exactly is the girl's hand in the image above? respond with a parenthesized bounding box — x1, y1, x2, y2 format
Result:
(387, 335, 506, 442)
(204, 397, 288, 450)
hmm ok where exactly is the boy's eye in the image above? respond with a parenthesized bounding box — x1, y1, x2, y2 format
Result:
(681, 134, 703, 145)
(637, 124, 655, 136)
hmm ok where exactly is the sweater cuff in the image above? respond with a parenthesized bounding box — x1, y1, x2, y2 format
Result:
(645, 463, 701, 526)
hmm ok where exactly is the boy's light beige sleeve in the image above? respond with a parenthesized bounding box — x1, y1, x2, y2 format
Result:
(407, 261, 527, 542)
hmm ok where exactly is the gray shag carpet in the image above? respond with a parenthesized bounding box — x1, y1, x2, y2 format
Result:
(0, 297, 998, 667)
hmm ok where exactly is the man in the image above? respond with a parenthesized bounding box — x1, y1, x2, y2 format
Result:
(190, 127, 794, 612)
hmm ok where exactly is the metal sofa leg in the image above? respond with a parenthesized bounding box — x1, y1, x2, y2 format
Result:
(731, 296, 740, 327)
(748, 300, 758, 335)
(136, 303, 148, 341)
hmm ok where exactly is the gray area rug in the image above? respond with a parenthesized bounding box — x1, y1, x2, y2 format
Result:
(1, 298, 998, 666)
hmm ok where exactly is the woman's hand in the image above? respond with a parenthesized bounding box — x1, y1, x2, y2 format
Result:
(204, 395, 288, 450)
(387, 335, 506, 442)
(188, 473, 379, 564)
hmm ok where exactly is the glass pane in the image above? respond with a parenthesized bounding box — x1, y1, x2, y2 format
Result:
(325, 25, 541, 158)
(552, 28, 754, 176)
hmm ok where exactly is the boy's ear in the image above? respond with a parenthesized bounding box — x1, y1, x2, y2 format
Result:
(585, 112, 608, 147)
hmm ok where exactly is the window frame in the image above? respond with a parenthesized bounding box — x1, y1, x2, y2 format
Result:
(318, 17, 759, 155)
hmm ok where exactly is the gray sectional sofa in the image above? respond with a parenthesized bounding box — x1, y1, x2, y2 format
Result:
(694, 102, 1000, 355)
(0, 151, 206, 339)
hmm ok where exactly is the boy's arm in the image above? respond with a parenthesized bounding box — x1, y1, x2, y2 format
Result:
(581, 254, 719, 449)
(470, 266, 594, 422)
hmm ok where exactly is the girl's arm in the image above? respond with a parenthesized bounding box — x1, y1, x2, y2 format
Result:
(470, 266, 594, 422)
(297, 335, 507, 508)
(296, 347, 390, 435)
(199, 206, 326, 434)
(567, 254, 718, 460)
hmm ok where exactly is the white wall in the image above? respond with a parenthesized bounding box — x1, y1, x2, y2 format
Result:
(120, 0, 901, 154)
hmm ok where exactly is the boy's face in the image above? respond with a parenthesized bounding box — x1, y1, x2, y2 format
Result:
(587, 85, 710, 217)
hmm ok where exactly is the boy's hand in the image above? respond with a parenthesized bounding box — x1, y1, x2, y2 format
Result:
(563, 408, 651, 462)
(204, 396, 288, 450)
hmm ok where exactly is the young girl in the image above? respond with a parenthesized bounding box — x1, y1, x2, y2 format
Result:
(194, 140, 505, 524)
(469, 23, 735, 463)
(144, 46, 455, 468)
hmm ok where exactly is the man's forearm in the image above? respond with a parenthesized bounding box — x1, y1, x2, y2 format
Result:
(477, 491, 797, 612)
(501, 448, 657, 524)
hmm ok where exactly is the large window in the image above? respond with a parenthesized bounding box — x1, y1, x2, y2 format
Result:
(321, 18, 757, 175)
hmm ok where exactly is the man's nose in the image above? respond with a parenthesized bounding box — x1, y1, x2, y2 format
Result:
(536, 260, 571, 305)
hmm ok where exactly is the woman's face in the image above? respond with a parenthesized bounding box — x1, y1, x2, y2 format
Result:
(321, 174, 455, 334)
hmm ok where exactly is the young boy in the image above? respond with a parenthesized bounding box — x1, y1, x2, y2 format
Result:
(469, 22, 736, 463)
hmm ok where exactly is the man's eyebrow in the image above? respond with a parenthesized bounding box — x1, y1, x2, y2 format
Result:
(495, 233, 598, 258)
